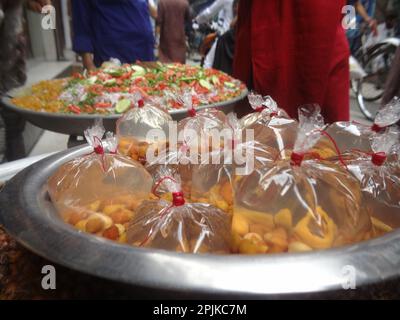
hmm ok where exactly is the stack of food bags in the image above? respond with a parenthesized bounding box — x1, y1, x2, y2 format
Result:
(117, 91, 173, 164)
(126, 167, 232, 254)
(232, 105, 373, 254)
(146, 91, 227, 197)
(47, 120, 153, 243)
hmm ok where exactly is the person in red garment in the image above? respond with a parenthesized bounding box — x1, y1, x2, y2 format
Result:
(234, 0, 350, 123)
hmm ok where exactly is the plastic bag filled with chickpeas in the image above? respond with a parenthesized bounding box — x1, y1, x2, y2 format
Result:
(240, 92, 298, 159)
(315, 97, 400, 155)
(116, 92, 173, 164)
(47, 120, 153, 243)
(338, 127, 400, 234)
(232, 105, 373, 254)
(144, 91, 228, 198)
(126, 168, 232, 254)
(190, 113, 278, 215)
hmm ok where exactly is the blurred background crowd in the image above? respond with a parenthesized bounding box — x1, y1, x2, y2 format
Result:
(1, 0, 400, 162)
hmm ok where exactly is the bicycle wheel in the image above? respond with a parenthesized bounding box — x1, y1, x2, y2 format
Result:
(355, 43, 398, 120)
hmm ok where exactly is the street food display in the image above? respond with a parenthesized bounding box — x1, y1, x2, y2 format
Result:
(11, 61, 246, 115)
(44, 91, 400, 255)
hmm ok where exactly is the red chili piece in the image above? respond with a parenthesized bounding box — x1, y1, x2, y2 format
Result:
(68, 105, 81, 114)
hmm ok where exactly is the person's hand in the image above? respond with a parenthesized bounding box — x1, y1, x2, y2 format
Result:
(367, 17, 378, 36)
(82, 53, 96, 72)
(27, 0, 51, 13)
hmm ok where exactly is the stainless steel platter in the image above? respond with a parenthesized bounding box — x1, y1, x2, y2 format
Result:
(1, 145, 400, 297)
(0, 88, 248, 136)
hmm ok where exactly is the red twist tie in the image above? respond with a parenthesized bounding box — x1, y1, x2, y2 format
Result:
(371, 123, 385, 133)
(138, 99, 144, 108)
(93, 136, 105, 155)
(91, 136, 107, 171)
(188, 108, 197, 117)
(319, 130, 348, 169)
(94, 145, 104, 155)
(152, 176, 176, 195)
(254, 106, 265, 113)
(269, 111, 278, 117)
(371, 152, 387, 166)
(172, 191, 185, 206)
(290, 152, 304, 166)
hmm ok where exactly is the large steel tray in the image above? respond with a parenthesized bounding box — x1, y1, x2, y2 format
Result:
(0, 145, 400, 297)
(0, 88, 248, 136)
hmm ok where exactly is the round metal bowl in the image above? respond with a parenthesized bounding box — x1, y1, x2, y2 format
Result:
(0, 89, 248, 136)
(1, 145, 400, 297)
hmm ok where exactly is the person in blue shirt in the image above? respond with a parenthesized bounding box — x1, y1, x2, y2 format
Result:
(346, 0, 377, 55)
(72, 0, 155, 70)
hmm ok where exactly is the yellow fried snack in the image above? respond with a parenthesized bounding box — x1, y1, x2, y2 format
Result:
(239, 233, 269, 254)
(232, 214, 249, 236)
(220, 181, 233, 204)
(102, 204, 126, 215)
(310, 137, 338, 159)
(274, 208, 293, 230)
(263, 227, 288, 253)
(200, 184, 233, 214)
(234, 207, 274, 229)
(294, 206, 338, 249)
(87, 200, 102, 212)
(371, 217, 393, 235)
(288, 241, 313, 253)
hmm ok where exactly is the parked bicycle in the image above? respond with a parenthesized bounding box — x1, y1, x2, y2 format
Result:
(351, 21, 400, 120)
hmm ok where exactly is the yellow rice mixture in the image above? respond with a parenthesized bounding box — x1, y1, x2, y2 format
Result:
(11, 79, 67, 113)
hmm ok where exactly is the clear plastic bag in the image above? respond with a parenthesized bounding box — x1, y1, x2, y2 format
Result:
(232, 105, 373, 254)
(145, 143, 195, 198)
(117, 92, 173, 164)
(48, 120, 153, 243)
(191, 113, 278, 214)
(174, 90, 227, 155)
(126, 168, 232, 254)
(240, 92, 298, 158)
(342, 127, 400, 233)
(319, 97, 400, 154)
